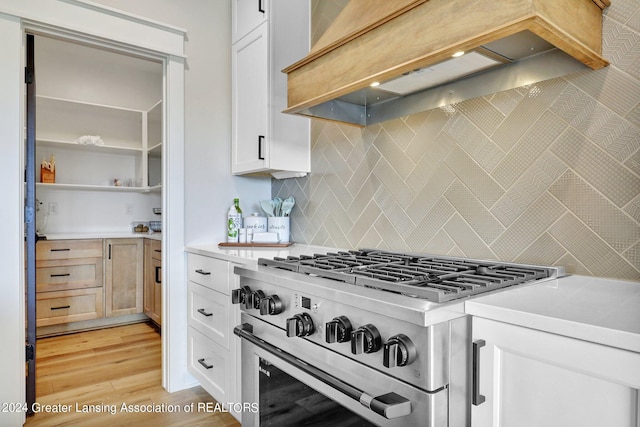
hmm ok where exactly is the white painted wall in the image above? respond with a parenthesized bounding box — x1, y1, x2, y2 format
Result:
(0, 12, 27, 427)
(92, 0, 272, 244)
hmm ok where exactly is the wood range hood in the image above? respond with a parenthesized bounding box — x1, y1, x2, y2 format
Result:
(283, 0, 611, 127)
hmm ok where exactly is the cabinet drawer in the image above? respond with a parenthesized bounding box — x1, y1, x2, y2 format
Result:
(188, 327, 230, 403)
(187, 254, 230, 294)
(36, 257, 103, 292)
(36, 288, 104, 327)
(188, 281, 229, 349)
(37, 239, 103, 260)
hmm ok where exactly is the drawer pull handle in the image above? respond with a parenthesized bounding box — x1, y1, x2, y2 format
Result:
(155, 266, 162, 284)
(50, 273, 71, 277)
(50, 248, 70, 252)
(154, 249, 162, 253)
(51, 305, 71, 310)
(197, 308, 213, 317)
(472, 339, 486, 406)
(195, 269, 211, 276)
(198, 358, 213, 369)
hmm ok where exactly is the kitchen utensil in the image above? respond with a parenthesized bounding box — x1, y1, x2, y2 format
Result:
(273, 197, 283, 216)
(281, 196, 295, 216)
(260, 199, 275, 217)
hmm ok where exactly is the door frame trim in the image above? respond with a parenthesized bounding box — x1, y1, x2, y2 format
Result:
(0, 3, 187, 423)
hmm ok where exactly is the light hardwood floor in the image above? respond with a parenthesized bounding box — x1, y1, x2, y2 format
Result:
(25, 322, 240, 427)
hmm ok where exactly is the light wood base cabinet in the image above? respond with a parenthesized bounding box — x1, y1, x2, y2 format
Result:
(144, 238, 162, 325)
(105, 238, 143, 317)
(35, 239, 103, 326)
(472, 317, 640, 427)
(36, 288, 104, 326)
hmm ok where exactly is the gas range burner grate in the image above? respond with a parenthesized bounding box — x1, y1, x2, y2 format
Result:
(258, 249, 562, 303)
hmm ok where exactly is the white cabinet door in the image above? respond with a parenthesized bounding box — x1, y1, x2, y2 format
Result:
(231, 0, 268, 44)
(231, 22, 269, 174)
(230, 0, 309, 177)
(472, 317, 640, 427)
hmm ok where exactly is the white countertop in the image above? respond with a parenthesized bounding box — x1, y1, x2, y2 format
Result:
(465, 275, 640, 353)
(184, 243, 343, 264)
(44, 231, 162, 241)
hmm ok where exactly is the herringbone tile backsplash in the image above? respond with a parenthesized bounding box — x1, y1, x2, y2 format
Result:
(273, 0, 640, 280)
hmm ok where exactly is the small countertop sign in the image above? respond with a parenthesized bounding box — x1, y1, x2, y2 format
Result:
(465, 275, 640, 353)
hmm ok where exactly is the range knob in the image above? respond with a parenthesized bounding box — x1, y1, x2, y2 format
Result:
(383, 334, 417, 368)
(351, 324, 381, 354)
(325, 316, 352, 343)
(246, 290, 265, 310)
(259, 295, 283, 315)
(231, 285, 251, 305)
(286, 313, 315, 337)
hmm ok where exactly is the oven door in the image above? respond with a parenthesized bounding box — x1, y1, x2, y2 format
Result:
(236, 314, 447, 427)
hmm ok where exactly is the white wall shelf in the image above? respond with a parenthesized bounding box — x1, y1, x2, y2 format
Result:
(37, 138, 144, 155)
(36, 182, 157, 193)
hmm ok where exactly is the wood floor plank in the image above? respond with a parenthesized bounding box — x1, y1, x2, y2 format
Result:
(25, 323, 240, 427)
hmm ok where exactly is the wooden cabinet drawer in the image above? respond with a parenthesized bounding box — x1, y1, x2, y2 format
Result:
(188, 281, 229, 349)
(36, 288, 104, 327)
(36, 239, 103, 260)
(188, 327, 230, 403)
(36, 257, 103, 292)
(187, 254, 230, 294)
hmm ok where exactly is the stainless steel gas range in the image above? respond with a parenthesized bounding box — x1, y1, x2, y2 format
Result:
(233, 249, 564, 426)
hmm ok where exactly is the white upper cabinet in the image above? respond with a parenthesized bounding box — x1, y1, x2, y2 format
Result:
(231, 0, 310, 176)
(231, 0, 268, 44)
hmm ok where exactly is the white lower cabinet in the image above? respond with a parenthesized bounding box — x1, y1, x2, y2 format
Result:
(186, 253, 241, 422)
(472, 317, 640, 427)
(188, 281, 230, 349)
(187, 327, 231, 404)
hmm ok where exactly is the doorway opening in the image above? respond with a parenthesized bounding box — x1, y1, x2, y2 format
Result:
(25, 30, 165, 414)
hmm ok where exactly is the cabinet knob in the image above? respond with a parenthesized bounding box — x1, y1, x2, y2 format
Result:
(247, 290, 265, 310)
(286, 313, 314, 337)
(259, 295, 283, 315)
(383, 334, 416, 368)
(325, 316, 352, 343)
(351, 324, 381, 354)
(231, 285, 251, 305)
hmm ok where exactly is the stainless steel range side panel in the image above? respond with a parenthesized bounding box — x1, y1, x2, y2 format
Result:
(239, 313, 449, 427)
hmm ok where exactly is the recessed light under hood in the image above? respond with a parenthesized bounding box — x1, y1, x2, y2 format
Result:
(283, 0, 610, 127)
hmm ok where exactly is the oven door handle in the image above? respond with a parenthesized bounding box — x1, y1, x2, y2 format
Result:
(234, 323, 412, 420)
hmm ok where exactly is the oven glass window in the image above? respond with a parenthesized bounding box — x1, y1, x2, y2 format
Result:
(259, 358, 377, 426)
